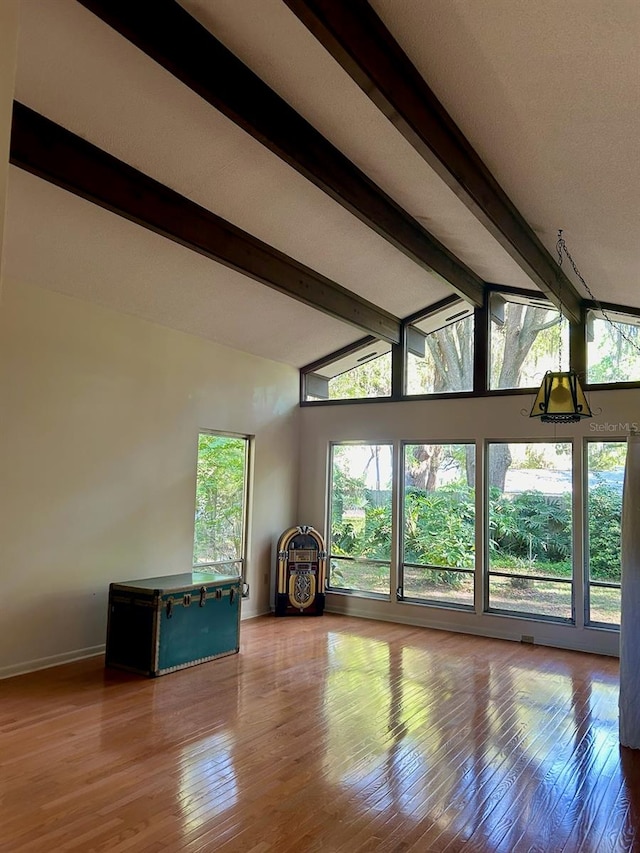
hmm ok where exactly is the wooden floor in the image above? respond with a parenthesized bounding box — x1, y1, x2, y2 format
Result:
(1, 615, 639, 853)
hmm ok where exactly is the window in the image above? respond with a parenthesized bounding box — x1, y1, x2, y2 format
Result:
(303, 339, 392, 401)
(405, 302, 474, 395)
(401, 443, 475, 607)
(585, 440, 625, 626)
(490, 293, 569, 390)
(587, 310, 640, 384)
(193, 432, 250, 577)
(486, 441, 573, 621)
(329, 443, 393, 595)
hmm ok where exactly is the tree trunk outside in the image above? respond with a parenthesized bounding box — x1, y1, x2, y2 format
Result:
(488, 444, 512, 493)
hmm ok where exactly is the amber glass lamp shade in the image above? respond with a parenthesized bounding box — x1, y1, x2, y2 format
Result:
(529, 370, 592, 423)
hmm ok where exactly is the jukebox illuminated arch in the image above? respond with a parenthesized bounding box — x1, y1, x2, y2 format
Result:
(275, 525, 326, 616)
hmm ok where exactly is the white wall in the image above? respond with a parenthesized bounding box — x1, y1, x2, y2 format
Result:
(299, 388, 640, 656)
(0, 0, 20, 295)
(0, 278, 299, 677)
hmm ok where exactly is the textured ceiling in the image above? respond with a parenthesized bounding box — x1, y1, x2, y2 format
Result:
(4, 0, 638, 367)
(370, 0, 640, 308)
(4, 168, 363, 366)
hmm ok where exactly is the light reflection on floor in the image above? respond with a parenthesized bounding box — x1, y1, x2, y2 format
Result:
(321, 628, 622, 845)
(178, 730, 238, 832)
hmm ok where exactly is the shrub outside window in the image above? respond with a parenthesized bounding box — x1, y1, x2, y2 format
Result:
(486, 441, 573, 621)
(401, 443, 475, 608)
(585, 440, 625, 626)
(329, 443, 393, 595)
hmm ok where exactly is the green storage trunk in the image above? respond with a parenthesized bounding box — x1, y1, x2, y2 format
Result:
(106, 571, 241, 676)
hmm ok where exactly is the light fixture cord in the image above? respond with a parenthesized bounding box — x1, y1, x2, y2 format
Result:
(556, 232, 564, 370)
(557, 229, 640, 356)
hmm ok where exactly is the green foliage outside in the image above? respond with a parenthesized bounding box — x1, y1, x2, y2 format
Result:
(587, 483, 622, 581)
(331, 478, 622, 585)
(488, 488, 572, 569)
(328, 352, 392, 399)
(193, 433, 247, 565)
(404, 486, 475, 586)
(588, 319, 640, 383)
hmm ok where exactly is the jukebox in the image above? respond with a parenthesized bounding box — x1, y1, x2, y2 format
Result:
(275, 525, 326, 616)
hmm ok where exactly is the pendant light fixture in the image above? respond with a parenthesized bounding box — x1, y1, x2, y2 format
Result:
(529, 369, 592, 423)
(530, 231, 591, 423)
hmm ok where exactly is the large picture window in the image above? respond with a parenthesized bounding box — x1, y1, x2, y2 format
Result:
(400, 443, 475, 608)
(486, 441, 573, 621)
(329, 443, 393, 595)
(193, 432, 250, 577)
(585, 440, 625, 626)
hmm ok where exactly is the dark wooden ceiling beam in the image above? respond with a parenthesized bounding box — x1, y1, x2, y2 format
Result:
(75, 0, 485, 307)
(282, 0, 583, 324)
(10, 102, 401, 344)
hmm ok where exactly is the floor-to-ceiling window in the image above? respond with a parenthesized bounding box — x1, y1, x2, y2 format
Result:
(486, 441, 573, 621)
(585, 439, 625, 627)
(400, 443, 475, 608)
(328, 442, 393, 595)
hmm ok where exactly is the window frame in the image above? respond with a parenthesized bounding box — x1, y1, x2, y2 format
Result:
(404, 299, 475, 397)
(488, 292, 569, 392)
(192, 429, 252, 583)
(301, 291, 640, 407)
(398, 440, 476, 611)
(484, 439, 575, 624)
(301, 337, 393, 403)
(583, 437, 625, 629)
(586, 306, 640, 386)
(326, 440, 394, 599)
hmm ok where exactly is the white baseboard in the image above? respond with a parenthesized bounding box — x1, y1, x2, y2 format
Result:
(1, 610, 271, 680)
(2, 604, 616, 681)
(0, 645, 105, 680)
(324, 602, 620, 658)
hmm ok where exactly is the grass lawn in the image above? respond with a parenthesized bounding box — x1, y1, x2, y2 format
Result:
(329, 559, 621, 625)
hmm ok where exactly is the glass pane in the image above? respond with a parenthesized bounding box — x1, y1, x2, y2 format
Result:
(488, 576, 572, 620)
(406, 315, 474, 395)
(330, 443, 393, 594)
(303, 341, 392, 401)
(402, 443, 475, 606)
(588, 586, 621, 626)
(193, 434, 247, 565)
(327, 352, 391, 400)
(490, 299, 569, 390)
(329, 558, 390, 595)
(587, 315, 640, 383)
(196, 560, 243, 577)
(402, 566, 474, 607)
(586, 440, 625, 625)
(487, 441, 572, 618)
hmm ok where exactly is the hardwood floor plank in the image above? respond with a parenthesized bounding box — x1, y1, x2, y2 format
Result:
(400, 658, 598, 852)
(1, 615, 637, 853)
(488, 684, 620, 852)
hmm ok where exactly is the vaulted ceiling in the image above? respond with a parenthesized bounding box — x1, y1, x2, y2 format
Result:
(4, 0, 639, 367)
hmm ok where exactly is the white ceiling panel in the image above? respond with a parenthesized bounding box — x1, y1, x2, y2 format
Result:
(14, 0, 451, 320)
(3, 167, 362, 367)
(5, 0, 637, 371)
(370, 0, 640, 308)
(180, 0, 536, 290)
